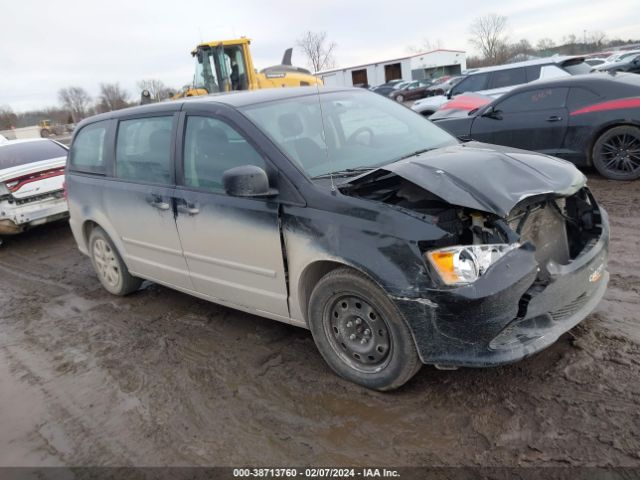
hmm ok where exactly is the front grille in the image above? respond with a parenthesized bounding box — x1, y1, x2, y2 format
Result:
(550, 293, 588, 322)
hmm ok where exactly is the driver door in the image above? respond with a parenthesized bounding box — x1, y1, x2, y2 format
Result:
(471, 87, 569, 155)
(173, 110, 289, 317)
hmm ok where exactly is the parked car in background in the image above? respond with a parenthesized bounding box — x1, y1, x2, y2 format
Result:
(389, 79, 433, 102)
(66, 86, 608, 390)
(593, 53, 640, 74)
(602, 50, 640, 65)
(411, 56, 590, 117)
(431, 73, 640, 180)
(585, 58, 607, 67)
(372, 80, 409, 97)
(424, 75, 463, 97)
(0, 139, 69, 238)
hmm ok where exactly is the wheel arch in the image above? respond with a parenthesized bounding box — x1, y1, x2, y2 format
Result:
(297, 260, 388, 326)
(588, 120, 640, 166)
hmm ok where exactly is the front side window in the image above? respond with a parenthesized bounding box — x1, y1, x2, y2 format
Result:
(183, 116, 265, 192)
(452, 73, 489, 95)
(496, 88, 569, 113)
(115, 116, 173, 184)
(69, 121, 107, 173)
(241, 90, 457, 178)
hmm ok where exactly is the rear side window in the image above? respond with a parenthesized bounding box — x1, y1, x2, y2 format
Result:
(116, 116, 174, 184)
(497, 87, 569, 113)
(183, 116, 265, 193)
(525, 65, 542, 82)
(489, 68, 526, 89)
(70, 121, 108, 174)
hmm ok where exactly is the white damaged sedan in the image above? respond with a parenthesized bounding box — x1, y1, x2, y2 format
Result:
(0, 139, 68, 239)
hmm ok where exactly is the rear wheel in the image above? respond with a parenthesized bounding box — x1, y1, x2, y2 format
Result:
(89, 227, 142, 295)
(308, 268, 421, 391)
(395, 94, 405, 103)
(592, 126, 640, 180)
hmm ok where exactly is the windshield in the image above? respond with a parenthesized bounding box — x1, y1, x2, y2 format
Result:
(0, 140, 67, 169)
(240, 90, 457, 178)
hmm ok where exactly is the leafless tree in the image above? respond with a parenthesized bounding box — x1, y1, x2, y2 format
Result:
(468, 13, 509, 63)
(0, 105, 18, 130)
(536, 38, 556, 52)
(588, 31, 607, 47)
(136, 79, 174, 102)
(58, 86, 91, 123)
(296, 31, 337, 73)
(97, 83, 129, 112)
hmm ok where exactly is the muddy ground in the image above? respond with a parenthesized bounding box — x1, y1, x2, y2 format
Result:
(0, 175, 638, 468)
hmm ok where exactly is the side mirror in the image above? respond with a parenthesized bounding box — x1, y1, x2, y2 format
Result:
(446, 89, 453, 99)
(223, 165, 278, 197)
(481, 107, 503, 120)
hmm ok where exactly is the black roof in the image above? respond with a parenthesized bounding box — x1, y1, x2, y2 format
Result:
(78, 86, 356, 127)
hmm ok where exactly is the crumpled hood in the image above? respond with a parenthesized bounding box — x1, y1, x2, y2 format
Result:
(344, 142, 586, 217)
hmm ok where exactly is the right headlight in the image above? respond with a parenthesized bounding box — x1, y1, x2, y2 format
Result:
(425, 243, 519, 286)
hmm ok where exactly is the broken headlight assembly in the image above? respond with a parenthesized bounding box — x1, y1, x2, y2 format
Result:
(426, 243, 520, 285)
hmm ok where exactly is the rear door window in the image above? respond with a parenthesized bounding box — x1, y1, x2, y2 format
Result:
(496, 87, 569, 113)
(69, 121, 108, 174)
(115, 116, 174, 184)
(489, 68, 526, 89)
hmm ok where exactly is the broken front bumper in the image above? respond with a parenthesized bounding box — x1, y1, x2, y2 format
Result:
(0, 193, 68, 235)
(395, 209, 610, 368)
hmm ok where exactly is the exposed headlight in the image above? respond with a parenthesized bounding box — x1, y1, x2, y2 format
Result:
(426, 243, 519, 285)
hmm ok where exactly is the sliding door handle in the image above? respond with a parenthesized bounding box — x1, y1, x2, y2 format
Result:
(176, 201, 200, 215)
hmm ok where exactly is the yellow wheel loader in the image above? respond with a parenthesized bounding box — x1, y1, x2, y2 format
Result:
(172, 37, 322, 99)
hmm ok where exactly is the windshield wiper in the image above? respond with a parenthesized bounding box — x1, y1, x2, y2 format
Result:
(392, 148, 436, 163)
(311, 166, 375, 180)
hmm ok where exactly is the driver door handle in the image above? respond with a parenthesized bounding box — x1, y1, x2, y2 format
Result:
(176, 200, 200, 216)
(546, 115, 563, 122)
(146, 195, 170, 211)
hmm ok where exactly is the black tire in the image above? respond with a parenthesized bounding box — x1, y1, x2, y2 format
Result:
(308, 268, 421, 391)
(395, 94, 405, 103)
(89, 226, 142, 295)
(592, 125, 640, 180)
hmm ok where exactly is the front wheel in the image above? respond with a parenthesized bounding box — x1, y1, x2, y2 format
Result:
(592, 126, 640, 180)
(308, 268, 421, 390)
(395, 94, 405, 103)
(89, 226, 142, 295)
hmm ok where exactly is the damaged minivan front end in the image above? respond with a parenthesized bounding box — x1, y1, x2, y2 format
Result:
(341, 142, 609, 368)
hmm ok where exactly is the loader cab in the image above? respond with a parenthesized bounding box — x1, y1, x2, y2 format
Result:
(193, 42, 251, 94)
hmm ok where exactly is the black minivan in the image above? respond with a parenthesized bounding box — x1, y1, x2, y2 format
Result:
(66, 87, 609, 390)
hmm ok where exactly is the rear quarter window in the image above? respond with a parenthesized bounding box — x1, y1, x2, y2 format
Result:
(70, 121, 108, 174)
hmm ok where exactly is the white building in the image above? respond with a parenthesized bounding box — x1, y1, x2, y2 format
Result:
(317, 49, 467, 87)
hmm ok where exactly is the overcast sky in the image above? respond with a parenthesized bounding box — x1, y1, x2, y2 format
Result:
(1, 0, 639, 112)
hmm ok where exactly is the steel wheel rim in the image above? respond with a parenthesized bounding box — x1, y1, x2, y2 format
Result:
(323, 294, 392, 373)
(93, 239, 121, 288)
(599, 132, 640, 175)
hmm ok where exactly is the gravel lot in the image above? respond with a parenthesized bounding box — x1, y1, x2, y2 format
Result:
(0, 175, 638, 467)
